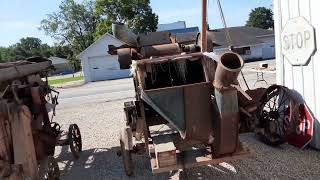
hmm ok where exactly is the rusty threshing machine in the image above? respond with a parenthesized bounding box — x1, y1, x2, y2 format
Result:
(109, 0, 304, 175)
(110, 23, 260, 176)
(0, 57, 82, 180)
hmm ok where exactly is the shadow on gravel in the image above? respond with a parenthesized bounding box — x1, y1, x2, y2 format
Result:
(54, 145, 241, 180)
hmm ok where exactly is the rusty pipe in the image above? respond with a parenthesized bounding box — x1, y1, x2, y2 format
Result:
(140, 43, 181, 58)
(214, 52, 244, 89)
(112, 23, 138, 47)
(212, 52, 243, 156)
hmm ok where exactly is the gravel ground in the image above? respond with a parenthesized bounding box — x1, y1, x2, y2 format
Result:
(53, 99, 320, 180)
(52, 60, 320, 180)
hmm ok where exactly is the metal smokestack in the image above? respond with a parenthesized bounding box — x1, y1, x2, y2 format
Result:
(112, 23, 138, 47)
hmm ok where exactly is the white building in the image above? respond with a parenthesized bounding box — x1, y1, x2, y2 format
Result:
(274, 0, 320, 149)
(157, 21, 186, 31)
(48, 56, 72, 75)
(207, 26, 275, 60)
(78, 33, 130, 82)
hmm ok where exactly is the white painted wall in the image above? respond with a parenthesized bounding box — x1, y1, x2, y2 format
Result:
(274, 0, 320, 148)
(79, 34, 130, 82)
(258, 36, 276, 59)
(213, 44, 264, 60)
(157, 21, 186, 31)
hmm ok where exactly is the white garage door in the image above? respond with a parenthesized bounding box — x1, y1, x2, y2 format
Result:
(88, 55, 130, 82)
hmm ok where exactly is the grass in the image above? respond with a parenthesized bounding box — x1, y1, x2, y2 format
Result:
(48, 76, 84, 85)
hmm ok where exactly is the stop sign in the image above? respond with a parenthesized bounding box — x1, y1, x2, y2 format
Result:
(287, 104, 314, 149)
(281, 16, 316, 65)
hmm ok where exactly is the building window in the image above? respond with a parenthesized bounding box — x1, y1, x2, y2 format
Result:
(234, 46, 251, 55)
(243, 47, 251, 55)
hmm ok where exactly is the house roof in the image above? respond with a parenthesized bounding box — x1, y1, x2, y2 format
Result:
(77, 33, 126, 58)
(175, 32, 198, 44)
(157, 21, 186, 31)
(162, 27, 199, 35)
(160, 27, 199, 44)
(48, 56, 68, 65)
(208, 26, 274, 49)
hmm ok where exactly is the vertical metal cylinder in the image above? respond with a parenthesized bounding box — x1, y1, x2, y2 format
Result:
(112, 23, 138, 47)
(201, 0, 208, 52)
(213, 52, 243, 156)
(213, 89, 239, 156)
(214, 52, 244, 89)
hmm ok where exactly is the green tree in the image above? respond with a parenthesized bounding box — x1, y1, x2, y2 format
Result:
(246, 7, 274, 29)
(95, 0, 158, 36)
(52, 45, 73, 58)
(1, 37, 53, 61)
(40, 0, 100, 53)
(0, 47, 15, 62)
(12, 37, 42, 59)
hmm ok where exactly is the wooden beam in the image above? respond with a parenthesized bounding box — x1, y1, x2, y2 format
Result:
(151, 142, 254, 174)
(201, 0, 208, 52)
(11, 105, 38, 179)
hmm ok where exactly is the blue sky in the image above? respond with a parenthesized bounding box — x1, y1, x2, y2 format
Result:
(0, 0, 272, 47)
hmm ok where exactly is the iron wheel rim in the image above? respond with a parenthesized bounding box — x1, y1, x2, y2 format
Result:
(69, 124, 82, 158)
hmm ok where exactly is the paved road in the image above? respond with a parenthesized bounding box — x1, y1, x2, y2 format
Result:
(239, 59, 276, 90)
(56, 78, 135, 109)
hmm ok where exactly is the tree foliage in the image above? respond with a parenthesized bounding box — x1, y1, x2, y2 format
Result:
(40, 0, 100, 53)
(246, 7, 274, 29)
(2, 0, 159, 69)
(95, 0, 158, 35)
(0, 37, 55, 61)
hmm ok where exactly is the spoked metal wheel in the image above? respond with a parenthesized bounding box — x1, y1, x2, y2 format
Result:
(120, 126, 133, 176)
(256, 85, 295, 146)
(68, 124, 82, 159)
(45, 156, 60, 180)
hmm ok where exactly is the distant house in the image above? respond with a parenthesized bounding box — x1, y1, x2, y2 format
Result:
(163, 27, 199, 45)
(208, 26, 275, 60)
(78, 33, 130, 83)
(48, 56, 73, 75)
(157, 21, 186, 31)
(157, 21, 199, 45)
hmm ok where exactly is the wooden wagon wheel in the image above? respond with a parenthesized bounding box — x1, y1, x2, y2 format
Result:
(120, 126, 133, 176)
(45, 156, 60, 180)
(256, 85, 295, 146)
(68, 124, 82, 159)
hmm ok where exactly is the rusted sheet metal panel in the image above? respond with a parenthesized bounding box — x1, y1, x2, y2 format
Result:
(143, 82, 215, 144)
(142, 87, 185, 137)
(213, 90, 239, 156)
(184, 82, 214, 144)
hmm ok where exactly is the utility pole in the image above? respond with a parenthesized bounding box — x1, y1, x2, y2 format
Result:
(201, 0, 208, 52)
